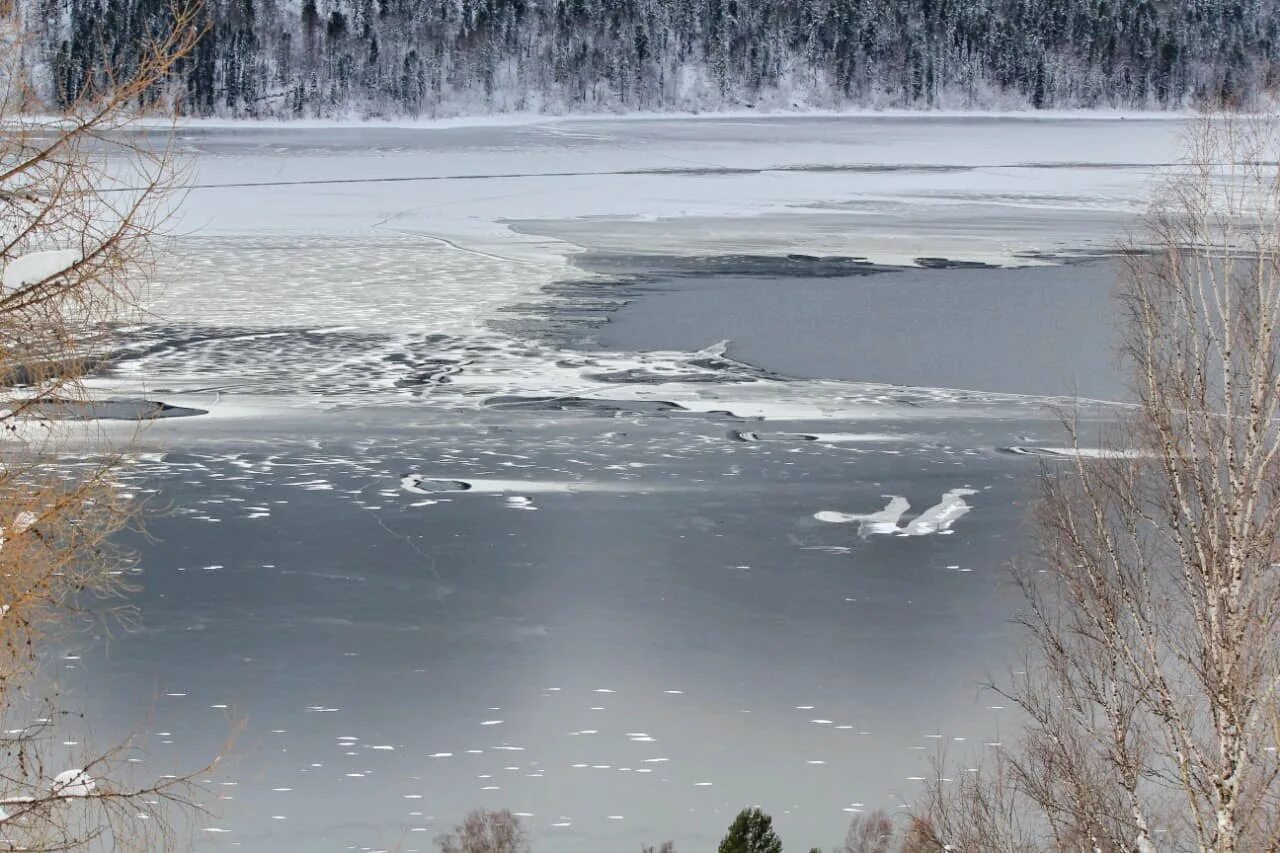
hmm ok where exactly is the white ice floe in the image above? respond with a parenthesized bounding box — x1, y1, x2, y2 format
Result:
(736, 431, 907, 443)
(401, 474, 642, 496)
(1003, 446, 1149, 459)
(902, 489, 977, 536)
(815, 489, 976, 537)
(815, 496, 910, 536)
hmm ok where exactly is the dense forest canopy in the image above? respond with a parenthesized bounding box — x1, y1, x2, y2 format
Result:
(19, 0, 1280, 118)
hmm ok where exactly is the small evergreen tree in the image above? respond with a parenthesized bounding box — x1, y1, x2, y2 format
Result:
(718, 807, 783, 853)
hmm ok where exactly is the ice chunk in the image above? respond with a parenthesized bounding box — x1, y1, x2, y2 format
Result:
(815, 496, 910, 536)
(901, 489, 977, 536)
(816, 489, 976, 537)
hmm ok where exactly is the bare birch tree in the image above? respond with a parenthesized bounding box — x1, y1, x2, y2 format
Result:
(919, 116, 1280, 851)
(0, 2, 212, 850)
(435, 809, 529, 853)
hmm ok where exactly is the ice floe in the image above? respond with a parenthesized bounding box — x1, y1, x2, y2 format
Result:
(1001, 446, 1149, 459)
(815, 488, 976, 537)
(400, 474, 641, 496)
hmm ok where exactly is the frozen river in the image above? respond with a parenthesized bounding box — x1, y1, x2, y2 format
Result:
(61, 114, 1183, 850)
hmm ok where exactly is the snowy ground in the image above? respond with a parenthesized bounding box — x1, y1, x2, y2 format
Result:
(57, 115, 1184, 850)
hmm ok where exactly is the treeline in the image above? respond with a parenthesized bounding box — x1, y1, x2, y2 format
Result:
(433, 805, 930, 852)
(19, 0, 1280, 118)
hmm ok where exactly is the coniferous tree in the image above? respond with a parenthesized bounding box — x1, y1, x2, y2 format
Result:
(19, 0, 1280, 117)
(718, 807, 783, 853)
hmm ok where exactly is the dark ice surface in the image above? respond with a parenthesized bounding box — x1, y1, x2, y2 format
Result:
(69, 407, 1048, 852)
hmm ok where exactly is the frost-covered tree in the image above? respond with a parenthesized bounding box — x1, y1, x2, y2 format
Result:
(435, 809, 528, 853)
(17, 0, 1280, 118)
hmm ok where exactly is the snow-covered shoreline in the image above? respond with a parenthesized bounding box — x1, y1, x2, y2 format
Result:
(148, 106, 1204, 132)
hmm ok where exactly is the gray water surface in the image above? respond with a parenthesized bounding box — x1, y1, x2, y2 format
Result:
(54, 117, 1157, 851)
(573, 256, 1128, 401)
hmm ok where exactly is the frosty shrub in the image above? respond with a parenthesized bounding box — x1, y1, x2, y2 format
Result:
(435, 808, 529, 853)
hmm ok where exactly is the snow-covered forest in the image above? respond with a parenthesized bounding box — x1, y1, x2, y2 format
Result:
(23, 0, 1280, 118)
